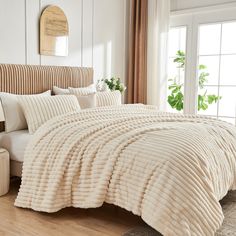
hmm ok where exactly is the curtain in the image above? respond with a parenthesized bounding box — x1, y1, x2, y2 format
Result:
(127, 0, 148, 104)
(147, 0, 170, 110)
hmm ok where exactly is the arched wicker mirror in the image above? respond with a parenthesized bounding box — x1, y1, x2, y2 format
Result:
(40, 5, 69, 57)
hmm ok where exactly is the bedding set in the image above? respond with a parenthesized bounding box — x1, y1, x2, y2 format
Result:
(0, 85, 121, 165)
(1, 85, 236, 236)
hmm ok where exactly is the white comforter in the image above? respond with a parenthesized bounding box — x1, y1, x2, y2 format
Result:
(15, 104, 236, 235)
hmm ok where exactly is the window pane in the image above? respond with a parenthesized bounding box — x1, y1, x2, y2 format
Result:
(198, 86, 218, 116)
(169, 28, 186, 57)
(220, 55, 236, 85)
(179, 28, 186, 53)
(168, 58, 185, 84)
(168, 58, 179, 79)
(199, 24, 221, 55)
(169, 29, 180, 57)
(221, 22, 236, 54)
(167, 27, 186, 113)
(218, 87, 236, 117)
(198, 56, 219, 85)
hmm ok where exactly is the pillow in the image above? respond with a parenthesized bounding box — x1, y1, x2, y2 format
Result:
(54, 84, 96, 95)
(0, 90, 51, 132)
(19, 95, 80, 134)
(53, 86, 70, 95)
(68, 84, 96, 96)
(72, 93, 96, 109)
(96, 91, 122, 107)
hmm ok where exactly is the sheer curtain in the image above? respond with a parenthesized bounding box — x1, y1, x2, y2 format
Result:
(147, 0, 170, 110)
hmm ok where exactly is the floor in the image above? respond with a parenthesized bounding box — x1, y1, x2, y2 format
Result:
(0, 179, 147, 236)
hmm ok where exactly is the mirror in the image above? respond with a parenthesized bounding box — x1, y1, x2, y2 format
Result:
(40, 5, 69, 57)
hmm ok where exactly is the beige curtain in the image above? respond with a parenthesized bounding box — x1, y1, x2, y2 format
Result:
(127, 0, 148, 104)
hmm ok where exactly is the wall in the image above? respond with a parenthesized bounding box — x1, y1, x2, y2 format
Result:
(171, 0, 236, 11)
(0, 0, 127, 83)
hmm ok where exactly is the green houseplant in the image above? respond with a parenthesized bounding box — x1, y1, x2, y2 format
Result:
(168, 50, 221, 111)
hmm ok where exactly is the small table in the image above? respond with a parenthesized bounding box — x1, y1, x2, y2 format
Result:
(0, 148, 9, 196)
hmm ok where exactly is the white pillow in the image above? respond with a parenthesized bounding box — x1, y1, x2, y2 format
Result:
(68, 84, 96, 96)
(96, 91, 122, 107)
(72, 93, 96, 109)
(19, 95, 80, 134)
(0, 90, 51, 132)
(53, 84, 96, 95)
(53, 86, 70, 95)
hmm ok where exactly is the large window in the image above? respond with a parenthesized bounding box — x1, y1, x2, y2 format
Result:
(169, 5, 236, 125)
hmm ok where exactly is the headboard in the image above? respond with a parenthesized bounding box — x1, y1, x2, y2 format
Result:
(0, 64, 93, 94)
(0, 64, 93, 131)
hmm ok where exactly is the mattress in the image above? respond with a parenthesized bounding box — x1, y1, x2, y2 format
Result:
(0, 130, 31, 162)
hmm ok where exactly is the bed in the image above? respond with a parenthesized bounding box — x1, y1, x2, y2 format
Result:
(0, 64, 236, 236)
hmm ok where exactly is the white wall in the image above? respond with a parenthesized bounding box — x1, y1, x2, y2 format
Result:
(171, 0, 236, 11)
(0, 0, 127, 83)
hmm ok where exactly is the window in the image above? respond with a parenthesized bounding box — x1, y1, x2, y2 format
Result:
(197, 22, 236, 124)
(169, 5, 236, 125)
(167, 27, 186, 112)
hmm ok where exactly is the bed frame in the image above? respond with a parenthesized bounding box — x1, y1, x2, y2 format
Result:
(0, 64, 94, 177)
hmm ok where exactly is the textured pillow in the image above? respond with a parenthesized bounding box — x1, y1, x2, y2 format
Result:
(54, 84, 96, 95)
(72, 93, 96, 109)
(53, 86, 70, 95)
(96, 91, 122, 107)
(68, 84, 96, 96)
(0, 90, 51, 132)
(19, 95, 80, 134)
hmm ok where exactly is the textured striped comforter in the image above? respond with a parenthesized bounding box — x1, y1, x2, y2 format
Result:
(15, 104, 236, 235)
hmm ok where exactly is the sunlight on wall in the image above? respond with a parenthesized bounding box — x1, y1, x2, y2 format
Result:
(93, 40, 112, 82)
(106, 41, 112, 79)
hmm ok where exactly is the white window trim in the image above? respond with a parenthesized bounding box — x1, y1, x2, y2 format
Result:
(171, 2, 236, 17)
(170, 4, 236, 115)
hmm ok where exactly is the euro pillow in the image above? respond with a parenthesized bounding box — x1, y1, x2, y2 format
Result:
(96, 91, 122, 107)
(68, 84, 96, 96)
(19, 95, 80, 134)
(53, 86, 70, 95)
(53, 84, 96, 95)
(0, 90, 51, 132)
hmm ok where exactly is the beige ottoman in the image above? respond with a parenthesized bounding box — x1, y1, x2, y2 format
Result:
(0, 148, 10, 196)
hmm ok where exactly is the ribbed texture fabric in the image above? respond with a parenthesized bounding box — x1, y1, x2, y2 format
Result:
(0, 90, 51, 132)
(15, 104, 236, 235)
(96, 91, 122, 107)
(18, 95, 80, 134)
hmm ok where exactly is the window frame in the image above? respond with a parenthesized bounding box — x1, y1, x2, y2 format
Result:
(170, 4, 236, 117)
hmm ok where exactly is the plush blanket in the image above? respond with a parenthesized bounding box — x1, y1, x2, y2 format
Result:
(15, 104, 236, 236)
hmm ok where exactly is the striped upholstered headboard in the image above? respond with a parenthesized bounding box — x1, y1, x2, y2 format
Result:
(0, 64, 93, 131)
(0, 64, 93, 94)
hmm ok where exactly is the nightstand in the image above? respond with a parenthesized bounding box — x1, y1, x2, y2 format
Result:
(0, 148, 10, 196)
